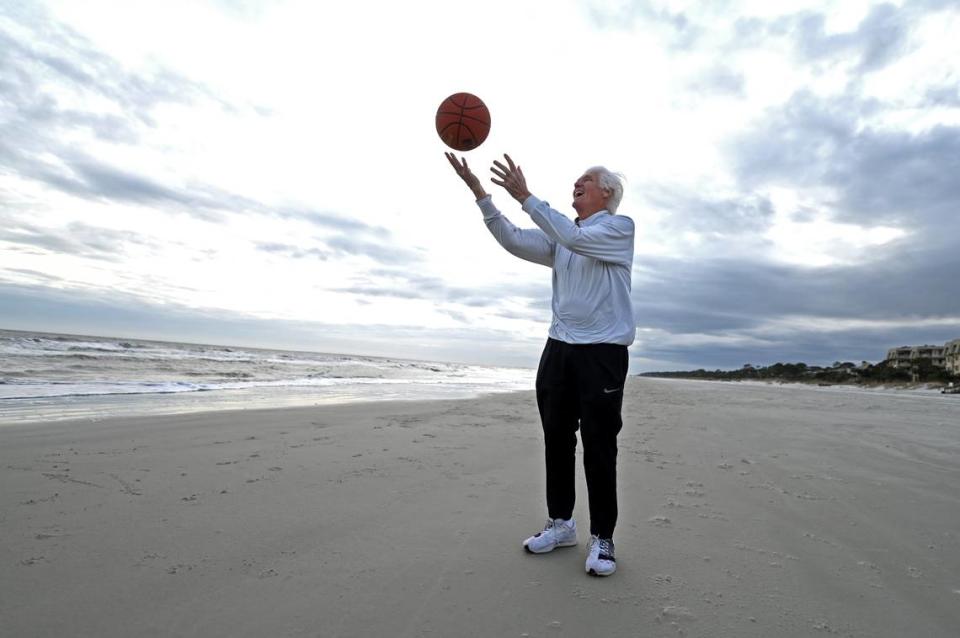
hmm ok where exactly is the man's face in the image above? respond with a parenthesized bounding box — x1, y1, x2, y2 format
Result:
(572, 172, 609, 218)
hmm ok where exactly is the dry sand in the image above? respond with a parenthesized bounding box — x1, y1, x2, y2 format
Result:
(2, 378, 959, 637)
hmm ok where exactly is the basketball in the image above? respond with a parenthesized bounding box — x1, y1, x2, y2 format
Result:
(435, 92, 491, 152)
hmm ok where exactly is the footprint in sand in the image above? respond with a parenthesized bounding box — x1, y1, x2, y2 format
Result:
(20, 556, 46, 566)
(657, 605, 696, 622)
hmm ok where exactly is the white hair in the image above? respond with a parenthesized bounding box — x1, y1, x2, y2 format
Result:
(586, 166, 625, 213)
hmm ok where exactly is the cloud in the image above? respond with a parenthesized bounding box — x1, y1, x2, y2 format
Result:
(629, 244, 960, 368)
(925, 82, 960, 107)
(786, 4, 910, 72)
(0, 5, 236, 218)
(730, 90, 960, 228)
(254, 224, 421, 267)
(0, 221, 157, 261)
(0, 282, 544, 368)
(688, 65, 745, 97)
(255, 242, 333, 261)
(333, 268, 551, 320)
(585, 1, 700, 48)
(0, 5, 218, 129)
(273, 207, 391, 237)
(324, 236, 422, 266)
(641, 186, 775, 235)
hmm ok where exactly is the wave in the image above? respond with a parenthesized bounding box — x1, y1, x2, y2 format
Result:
(0, 376, 419, 400)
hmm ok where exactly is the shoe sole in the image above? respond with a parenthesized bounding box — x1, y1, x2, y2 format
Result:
(523, 539, 578, 554)
(587, 567, 616, 577)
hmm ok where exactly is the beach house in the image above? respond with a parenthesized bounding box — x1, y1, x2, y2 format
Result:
(885, 343, 951, 369)
(945, 339, 960, 374)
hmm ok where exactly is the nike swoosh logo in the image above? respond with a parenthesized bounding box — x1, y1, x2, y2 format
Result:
(603, 387, 621, 394)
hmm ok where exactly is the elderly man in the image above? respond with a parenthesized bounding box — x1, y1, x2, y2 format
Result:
(446, 152, 635, 577)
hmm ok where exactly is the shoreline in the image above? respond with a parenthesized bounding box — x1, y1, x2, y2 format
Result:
(0, 381, 535, 427)
(3, 378, 959, 637)
(640, 375, 954, 395)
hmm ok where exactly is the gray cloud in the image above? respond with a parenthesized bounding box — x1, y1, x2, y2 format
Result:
(334, 269, 551, 321)
(253, 229, 421, 267)
(727, 2, 957, 74)
(632, 320, 960, 371)
(0, 5, 236, 220)
(641, 186, 775, 234)
(629, 241, 960, 368)
(273, 207, 391, 238)
(636, 244, 960, 329)
(0, 6, 408, 261)
(255, 242, 333, 261)
(925, 82, 960, 107)
(787, 4, 909, 72)
(0, 6, 219, 127)
(688, 65, 745, 97)
(0, 221, 156, 261)
(0, 283, 544, 368)
(730, 90, 960, 228)
(325, 236, 421, 266)
(585, 1, 700, 49)
(588, 1, 957, 65)
(633, 41, 960, 368)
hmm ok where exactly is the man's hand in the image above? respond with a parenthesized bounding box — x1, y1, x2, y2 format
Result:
(490, 154, 532, 204)
(445, 152, 488, 200)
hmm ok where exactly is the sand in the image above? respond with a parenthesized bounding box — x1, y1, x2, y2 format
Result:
(2, 378, 959, 637)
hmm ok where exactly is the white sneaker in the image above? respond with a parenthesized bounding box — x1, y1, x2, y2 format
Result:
(523, 518, 578, 554)
(585, 535, 616, 576)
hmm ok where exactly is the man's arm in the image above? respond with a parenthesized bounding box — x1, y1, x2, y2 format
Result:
(523, 196, 634, 267)
(478, 195, 555, 267)
(489, 153, 633, 266)
(445, 153, 554, 267)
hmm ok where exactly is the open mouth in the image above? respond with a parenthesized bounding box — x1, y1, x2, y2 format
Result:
(574, 189, 584, 198)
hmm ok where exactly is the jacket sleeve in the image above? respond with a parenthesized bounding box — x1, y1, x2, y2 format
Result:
(477, 195, 555, 267)
(521, 195, 634, 267)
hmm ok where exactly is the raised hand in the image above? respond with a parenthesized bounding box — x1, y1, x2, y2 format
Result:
(445, 152, 487, 200)
(490, 154, 532, 204)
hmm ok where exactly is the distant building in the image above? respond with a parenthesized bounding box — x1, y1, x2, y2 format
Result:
(885, 346, 914, 368)
(945, 339, 960, 374)
(885, 343, 948, 369)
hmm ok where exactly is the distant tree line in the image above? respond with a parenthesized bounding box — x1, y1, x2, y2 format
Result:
(640, 359, 958, 385)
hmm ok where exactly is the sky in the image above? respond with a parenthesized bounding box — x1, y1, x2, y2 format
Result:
(1, 0, 959, 372)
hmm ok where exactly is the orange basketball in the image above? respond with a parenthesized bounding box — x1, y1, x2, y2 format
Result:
(435, 92, 491, 152)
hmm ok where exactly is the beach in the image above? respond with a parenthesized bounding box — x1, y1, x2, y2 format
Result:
(2, 378, 959, 637)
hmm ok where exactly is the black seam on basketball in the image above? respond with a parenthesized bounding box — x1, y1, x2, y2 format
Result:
(438, 112, 489, 126)
(437, 109, 488, 120)
(451, 94, 478, 109)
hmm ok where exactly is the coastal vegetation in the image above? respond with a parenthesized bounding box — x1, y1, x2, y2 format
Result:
(640, 359, 959, 387)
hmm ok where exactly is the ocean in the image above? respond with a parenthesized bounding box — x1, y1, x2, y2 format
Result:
(0, 329, 535, 424)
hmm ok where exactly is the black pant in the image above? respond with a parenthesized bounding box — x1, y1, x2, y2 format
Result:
(535, 338, 628, 539)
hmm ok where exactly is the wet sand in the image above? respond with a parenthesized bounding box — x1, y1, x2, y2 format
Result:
(2, 378, 959, 637)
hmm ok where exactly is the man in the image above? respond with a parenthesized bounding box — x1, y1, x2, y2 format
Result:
(445, 152, 635, 577)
